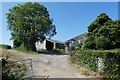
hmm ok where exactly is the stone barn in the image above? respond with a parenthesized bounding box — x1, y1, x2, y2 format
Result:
(64, 33, 87, 54)
(35, 39, 65, 51)
(65, 33, 87, 47)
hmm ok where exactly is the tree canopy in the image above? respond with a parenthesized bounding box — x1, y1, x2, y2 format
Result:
(82, 13, 120, 50)
(6, 2, 57, 51)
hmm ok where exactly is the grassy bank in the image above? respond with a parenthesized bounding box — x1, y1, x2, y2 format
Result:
(1, 48, 26, 80)
(0, 44, 11, 49)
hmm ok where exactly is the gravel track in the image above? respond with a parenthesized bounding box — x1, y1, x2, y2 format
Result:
(7, 49, 90, 78)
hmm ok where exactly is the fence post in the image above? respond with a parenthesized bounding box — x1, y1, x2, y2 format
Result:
(97, 57, 104, 73)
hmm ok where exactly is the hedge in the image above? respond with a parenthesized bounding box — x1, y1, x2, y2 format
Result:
(2, 59, 26, 80)
(70, 49, 120, 79)
(0, 44, 11, 49)
(53, 48, 65, 55)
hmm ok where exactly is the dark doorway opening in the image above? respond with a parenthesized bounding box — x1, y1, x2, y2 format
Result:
(46, 40, 54, 50)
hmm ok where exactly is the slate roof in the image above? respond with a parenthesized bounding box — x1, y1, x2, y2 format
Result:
(36, 33, 87, 44)
(65, 33, 87, 43)
(46, 38, 65, 44)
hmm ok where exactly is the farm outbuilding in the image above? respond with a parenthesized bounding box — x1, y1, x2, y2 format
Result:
(64, 33, 87, 54)
(35, 33, 86, 54)
(35, 39, 65, 51)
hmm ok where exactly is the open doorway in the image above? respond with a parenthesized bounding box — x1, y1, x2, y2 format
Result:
(46, 40, 54, 50)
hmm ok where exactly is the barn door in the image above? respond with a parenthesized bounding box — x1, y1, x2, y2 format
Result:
(46, 40, 54, 50)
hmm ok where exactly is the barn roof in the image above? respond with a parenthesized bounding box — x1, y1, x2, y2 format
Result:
(46, 39, 65, 44)
(65, 32, 87, 43)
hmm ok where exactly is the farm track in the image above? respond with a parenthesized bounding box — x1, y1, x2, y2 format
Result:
(7, 49, 91, 78)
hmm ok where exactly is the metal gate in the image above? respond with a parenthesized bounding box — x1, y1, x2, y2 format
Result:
(3, 58, 49, 80)
(21, 59, 49, 80)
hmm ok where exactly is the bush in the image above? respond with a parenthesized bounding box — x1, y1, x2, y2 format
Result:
(2, 59, 26, 80)
(70, 49, 120, 79)
(17, 43, 27, 51)
(70, 49, 99, 71)
(17, 43, 36, 51)
(82, 36, 96, 49)
(53, 48, 65, 54)
(0, 44, 11, 49)
(95, 36, 112, 50)
(13, 40, 22, 48)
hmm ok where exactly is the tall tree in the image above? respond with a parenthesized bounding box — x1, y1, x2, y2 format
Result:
(82, 13, 120, 50)
(97, 20, 120, 49)
(82, 13, 111, 49)
(6, 2, 57, 51)
(88, 13, 111, 35)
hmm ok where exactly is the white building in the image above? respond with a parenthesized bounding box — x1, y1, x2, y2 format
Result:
(35, 39, 65, 51)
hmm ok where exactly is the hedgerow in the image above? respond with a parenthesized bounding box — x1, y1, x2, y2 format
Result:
(70, 49, 120, 79)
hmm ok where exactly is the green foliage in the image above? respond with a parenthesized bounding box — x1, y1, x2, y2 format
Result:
(70, 49, 98, 71)
(6, 2, 57, 51)
(97, 20, 120, 49)
(82, 35, 95, 49)
(70, 49, 120, 79)
(70, 43, 82, 51)
(95, 36, 111, 50)
(83, 13, 120, 50)
(53, 48, 65, 54)
(2, 59, 26, 80)
(13, 40, 22, 48)
(0, 44, 11, 49)
(16, 47, 39, 54)
(81, 70, 91, 76)
(88, 13, 111, 33)
(104, 52, 120, 79)
(17, 43, 27, 51)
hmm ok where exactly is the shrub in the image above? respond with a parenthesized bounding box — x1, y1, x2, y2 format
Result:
(2, 59, 26, 80)
(82, 36, 96, 49)
(70, 49, 99, 71)
(70, 49, 120, 79)
(0, 44, 11, 49)
(17, 43, 27, 51)
(53, 48, 65, 54)
(13, 40, 22, 48)
(95, 36, 112, 50)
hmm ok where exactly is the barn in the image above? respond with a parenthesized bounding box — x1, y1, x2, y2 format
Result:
(64, 33, 87, 53)
(35, 39, 65, 51)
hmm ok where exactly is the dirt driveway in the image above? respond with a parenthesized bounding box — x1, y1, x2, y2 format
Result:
(7, 49, 91, 78)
